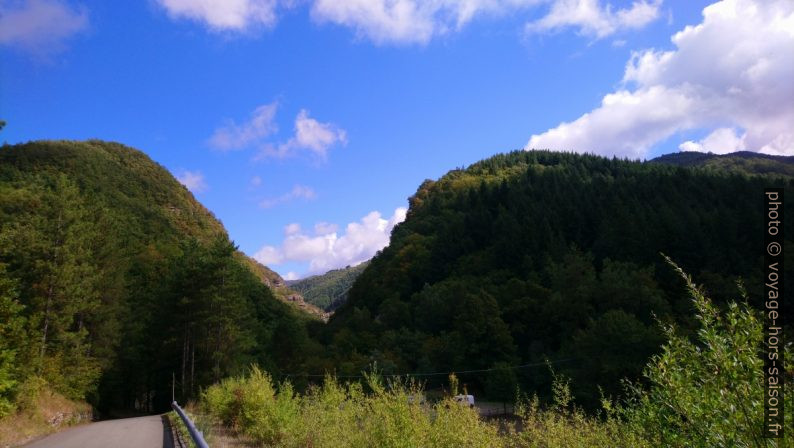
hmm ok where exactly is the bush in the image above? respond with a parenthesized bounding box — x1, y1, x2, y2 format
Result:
(200, 262, 790, 447)
(622, 259, 793, 447)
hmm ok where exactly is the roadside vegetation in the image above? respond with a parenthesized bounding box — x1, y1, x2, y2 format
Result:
(201, 264, 793, 447)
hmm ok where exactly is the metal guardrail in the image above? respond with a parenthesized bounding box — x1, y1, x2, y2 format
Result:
(171, 401, 210, 448)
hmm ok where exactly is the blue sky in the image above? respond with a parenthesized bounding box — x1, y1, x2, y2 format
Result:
(1, 0, 792, 278)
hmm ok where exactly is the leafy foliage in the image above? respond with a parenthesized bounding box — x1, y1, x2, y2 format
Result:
(326, 150, 793, 406)
(202, 265, 792, 447)
(622, 260, 794, 447)
(0, 140, 311, 414)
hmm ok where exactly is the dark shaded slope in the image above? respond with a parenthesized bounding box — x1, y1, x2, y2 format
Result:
(0, 140, 313, 414)
(325, 150, 793, 406)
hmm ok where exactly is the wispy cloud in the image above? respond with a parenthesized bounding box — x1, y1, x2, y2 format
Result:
(154, 0, 661, 45)
(209, 102, 347, 161)
(155, 0, 279, 31)
(526, 0, 662, 39)
(259, 184, 317, 208)
(253, 207, 407, 277)
(208, 102, 279, 151)
(0, 0, 88, 56)
(526, 0, 794, 157)
(176, 169, 209, 193)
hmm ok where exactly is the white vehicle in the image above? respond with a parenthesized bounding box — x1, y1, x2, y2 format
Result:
(453, 394, 475, 408)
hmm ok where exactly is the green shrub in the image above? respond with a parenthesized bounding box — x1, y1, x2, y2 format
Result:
(622, 259, 793, 447)
(512, 376, 650, 448)
(200, 262, 790, 447)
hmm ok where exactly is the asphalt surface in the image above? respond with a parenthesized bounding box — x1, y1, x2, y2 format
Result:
(24, 415, 173, 448)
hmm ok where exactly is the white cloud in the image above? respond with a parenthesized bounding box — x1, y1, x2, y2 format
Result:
(283, 271, 300, 281)
(208, 102, 278, 151)
(526, 0, 794, 157)
(0, 0, 88, 55)
(176, 169, 208, 193)
(310, 0, 547, 44)
(285, 222, 302, 235)
(259, 184, 317, 208)
(314, 221, 338, 235)
(253, 207, 408, 276)
(155, 0, 278, 31)
(260, 109, 347, 160)
(527, 0, 661, 38)
(250, 175, 263, 187)
(209, 104, 346, 160)
(155, 0, 659, 45)
(253, 245, 283, 265)
(679, 127, 746, 154)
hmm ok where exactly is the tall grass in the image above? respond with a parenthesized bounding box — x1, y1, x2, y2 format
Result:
(201, 264, 792, 447)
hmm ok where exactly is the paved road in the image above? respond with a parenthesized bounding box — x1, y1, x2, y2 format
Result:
(24, 415, 173, 448)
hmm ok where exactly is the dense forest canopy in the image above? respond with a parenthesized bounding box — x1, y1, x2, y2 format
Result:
(0, 140, 316, 415)
(1, 141, 792, 417)
(650, 150, 794, 176)
(322, 149, 793, 406)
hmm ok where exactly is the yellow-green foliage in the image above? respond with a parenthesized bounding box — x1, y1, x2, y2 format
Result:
(202, 367, 638, 448)
(203, 368, 505, 448)
(168, 407, 214, 448)
(202, 262, 790, 448)
(511, 380, 650, 448)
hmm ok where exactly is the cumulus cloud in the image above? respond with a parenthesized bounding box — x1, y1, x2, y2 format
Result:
(176, 169, 208, 193)
(259, 184, 317, 208)
(526, 0, 794, 157)
(679, 127, 746, 154)
(253, 207, 407, 276)
(155, 0, 278, 31)
(279, 109, 347, 159)
(0, 0, 88, 55)
(314, 221, 338, 235)
(527, 0, 661, 38)
(208, 102, 279, 151)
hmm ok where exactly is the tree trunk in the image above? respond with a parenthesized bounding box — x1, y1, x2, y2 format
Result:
(38, 283, 55, 372)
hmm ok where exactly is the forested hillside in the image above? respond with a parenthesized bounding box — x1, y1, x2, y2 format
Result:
(650, 150, 794, 176)
(324, 150, 793, 406)
(288, 262, 369, 311)
(0, 140, 317, 416)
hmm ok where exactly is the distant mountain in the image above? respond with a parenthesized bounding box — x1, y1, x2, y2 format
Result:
(287, 262, 369, 311)
(239, 255, 328, 319)
(649, 151, 794, 176)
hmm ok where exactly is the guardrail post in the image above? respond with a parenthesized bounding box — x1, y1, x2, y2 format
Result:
(171, 401, 210, 448)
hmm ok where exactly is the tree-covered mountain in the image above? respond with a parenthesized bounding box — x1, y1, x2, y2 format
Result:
(322, 150, 793, 406)
(287, 262, 369, 311)
(239, 255, 328, 319)
(650, 150, 794, 177)
(0, 140, 319, 415)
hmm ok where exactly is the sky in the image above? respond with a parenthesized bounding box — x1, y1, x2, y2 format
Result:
(1, 0, 792, 279)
